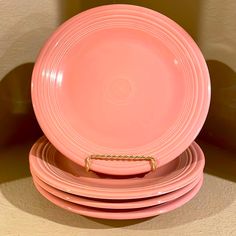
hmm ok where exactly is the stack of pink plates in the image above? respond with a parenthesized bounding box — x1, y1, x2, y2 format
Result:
(30, 4, 210, 220)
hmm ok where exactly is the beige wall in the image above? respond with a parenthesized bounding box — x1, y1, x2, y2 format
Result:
(0, 0, 236, 149)
(0, 0, 59, 80)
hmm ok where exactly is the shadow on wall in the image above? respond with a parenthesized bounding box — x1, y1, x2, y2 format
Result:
(59, 0, 201, 40)
(199, 60, 236, 152)
(0, 63, 42, 147)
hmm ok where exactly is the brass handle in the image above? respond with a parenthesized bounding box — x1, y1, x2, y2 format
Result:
(85, 154, 157, 172)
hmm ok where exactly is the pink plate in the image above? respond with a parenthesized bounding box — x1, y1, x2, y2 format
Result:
(29, 136, 205, 199)
(32, 172, 202, 209)
(33, 176, 203, 220)
(31, 4, 210, 175)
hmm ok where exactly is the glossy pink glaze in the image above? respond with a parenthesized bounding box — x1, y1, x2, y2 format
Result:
(29, 136, 205, 199)
(31, 4, 210, 175)
(33, 176, 203, 219)
(32, 172, 202, 209)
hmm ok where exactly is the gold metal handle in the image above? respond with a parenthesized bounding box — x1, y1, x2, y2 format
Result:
(85, 154, 157, 172)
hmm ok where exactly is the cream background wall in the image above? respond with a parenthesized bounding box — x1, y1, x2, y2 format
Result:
(0, 0, 60, 80)
(198, 0, 236, 70)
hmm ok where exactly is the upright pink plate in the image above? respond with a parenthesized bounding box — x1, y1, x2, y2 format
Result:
(31, 4, 210, 175)
(33, 176, 203, 220)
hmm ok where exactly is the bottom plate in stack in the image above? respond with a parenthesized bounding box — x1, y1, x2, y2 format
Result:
(32, 176, 203, 220)
(29, 136, 205, 220)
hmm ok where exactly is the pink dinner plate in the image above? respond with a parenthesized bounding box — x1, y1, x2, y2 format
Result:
(33, 176, 203, 220)
(29, 136, 204, 199)
(31, 4, 210, 175)
(32, 172, 202, 210)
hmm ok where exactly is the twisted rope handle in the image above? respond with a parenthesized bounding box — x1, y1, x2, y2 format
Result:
(85, 154, 157, 172)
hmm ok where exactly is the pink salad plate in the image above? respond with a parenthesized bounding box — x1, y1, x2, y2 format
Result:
(31, 4, 210, 175)
(33, 176, 203, 220)
(29, 136, 205, 200)
(32, 172, 202, 210)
